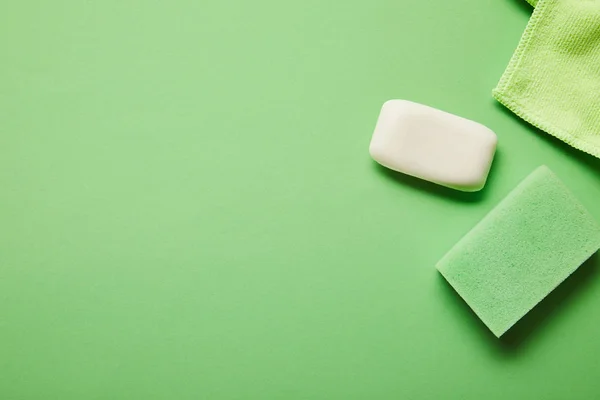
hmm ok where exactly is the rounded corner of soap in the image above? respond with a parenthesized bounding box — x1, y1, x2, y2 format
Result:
(368, 143, 388, 167)
(380, 99, 408, 112)
(489, 130, 499, 147)
(461, 185, 485, 193)
(448, 175, 487, 193)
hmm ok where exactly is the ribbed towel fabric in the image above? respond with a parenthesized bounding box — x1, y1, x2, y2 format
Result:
(493, 0, 600, 158)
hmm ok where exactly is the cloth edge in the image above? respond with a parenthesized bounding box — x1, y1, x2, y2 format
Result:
(494, 0, 600, 159)
(492, 89, 600, 159)
(495, 0, 550, 92)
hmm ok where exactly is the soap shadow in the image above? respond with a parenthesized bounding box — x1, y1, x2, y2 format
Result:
(494, 102, 600, 174)
(372, 151, 500, 203)
(438, 252, 599, 352)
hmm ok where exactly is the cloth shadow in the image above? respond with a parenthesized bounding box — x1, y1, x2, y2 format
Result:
(494, 102, 600, 174)
(514, 0, 534, 15)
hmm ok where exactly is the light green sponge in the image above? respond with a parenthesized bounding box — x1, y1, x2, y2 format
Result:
(437, 166, 600, 337)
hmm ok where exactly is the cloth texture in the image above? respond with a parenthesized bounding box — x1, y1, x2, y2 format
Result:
(494, 0, 600, 158)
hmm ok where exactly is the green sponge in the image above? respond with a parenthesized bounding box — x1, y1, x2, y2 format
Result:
(437, 166, 600, 337)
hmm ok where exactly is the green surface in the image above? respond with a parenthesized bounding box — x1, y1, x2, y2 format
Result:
(437, 166, 600, 337)
(1, 1, 600, 399)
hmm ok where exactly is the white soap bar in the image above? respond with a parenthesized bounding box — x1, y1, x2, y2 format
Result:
(369, 100, 497, 192)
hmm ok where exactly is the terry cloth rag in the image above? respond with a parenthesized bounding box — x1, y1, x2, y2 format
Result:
(493, 0, 600, 158)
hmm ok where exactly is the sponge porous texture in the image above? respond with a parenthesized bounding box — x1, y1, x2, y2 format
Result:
(437, 166, 600, 337)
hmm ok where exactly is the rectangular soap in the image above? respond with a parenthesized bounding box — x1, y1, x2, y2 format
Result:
(436, 166, 600, 337)
(369, 100, 497, 192)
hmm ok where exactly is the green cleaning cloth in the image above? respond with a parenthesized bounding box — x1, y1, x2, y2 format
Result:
(493, 0, 600, 158)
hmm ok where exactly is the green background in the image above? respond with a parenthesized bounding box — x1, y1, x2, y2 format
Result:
(2, 0, 600, 399)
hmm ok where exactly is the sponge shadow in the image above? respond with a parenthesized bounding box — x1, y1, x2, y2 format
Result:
(501, 253, 599, 348)
(438, 252, 599, 351)
(371, 152, 500, 203)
